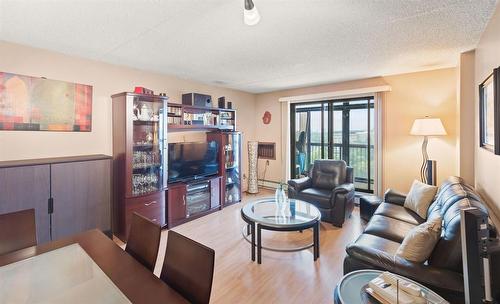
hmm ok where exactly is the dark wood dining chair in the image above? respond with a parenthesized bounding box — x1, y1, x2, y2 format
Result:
(125, 212, 161, 272)
(160, 231, 215, 304)
(0, 209, 37, 255)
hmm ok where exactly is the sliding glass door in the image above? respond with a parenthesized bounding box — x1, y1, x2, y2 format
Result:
(290, 97, 374, 193)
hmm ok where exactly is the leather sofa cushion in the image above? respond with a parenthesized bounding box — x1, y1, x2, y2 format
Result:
(427, 176, 490, 272)
(351, 233, 402, 256)
(311, 160, 346, 189)
(297, 188, 331, 209)
(374, 203, 425, 226)
(364, 215, 417, 243)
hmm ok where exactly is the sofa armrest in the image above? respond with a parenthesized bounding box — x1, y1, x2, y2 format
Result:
(287, 177, 312, 193)
(345, 166, 354, 184)
(345, 243, 464, 293)
(332, 183, 355, 197)
(384, 189, 407, 206)
(330, 183, 356, 227)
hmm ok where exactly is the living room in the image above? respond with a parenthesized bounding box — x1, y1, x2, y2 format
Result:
(1, 0, 500, 303)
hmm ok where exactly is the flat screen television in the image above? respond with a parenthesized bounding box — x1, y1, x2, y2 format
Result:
(168, 141, 219, 183)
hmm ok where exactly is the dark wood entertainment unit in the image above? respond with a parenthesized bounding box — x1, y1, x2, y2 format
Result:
(167, 176, 222, 227)
(112, 92, 241, 239)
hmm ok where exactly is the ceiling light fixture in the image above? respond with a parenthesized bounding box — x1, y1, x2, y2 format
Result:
(244, 0, 260, 26)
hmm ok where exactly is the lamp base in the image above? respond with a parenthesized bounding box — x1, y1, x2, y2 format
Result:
(426, 160, 437, 186)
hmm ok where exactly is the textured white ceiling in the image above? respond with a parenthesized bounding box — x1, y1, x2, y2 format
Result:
(0, 0, 497, 93)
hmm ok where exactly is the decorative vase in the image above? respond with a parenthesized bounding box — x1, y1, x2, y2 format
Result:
(248, 141, 259, 194)
(275, 183, 287, 204)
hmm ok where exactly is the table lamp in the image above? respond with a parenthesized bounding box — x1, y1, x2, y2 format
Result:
(410, 117, 447, 185)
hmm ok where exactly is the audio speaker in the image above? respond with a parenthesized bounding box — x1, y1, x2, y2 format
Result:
(182, 93, 212, 107)
(218, 97, 226, 109)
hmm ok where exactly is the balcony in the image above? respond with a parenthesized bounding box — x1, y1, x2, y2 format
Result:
(307, 142, 374, 192)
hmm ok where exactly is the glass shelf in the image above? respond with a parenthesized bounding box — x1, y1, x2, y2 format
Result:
(131, 98, 164, 197)
(224, 133, 241, 204)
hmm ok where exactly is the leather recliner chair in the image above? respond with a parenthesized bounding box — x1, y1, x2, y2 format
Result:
(288, 160, 355, 227)
(343, 176, 500, 303)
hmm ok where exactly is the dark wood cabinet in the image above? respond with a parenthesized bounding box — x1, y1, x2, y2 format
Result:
(124, 191, 166, 237)
(0, 165, 51, 243)
(167, 176, 221, 228)
(167, 183, 187, 227)
(112, 92, 169, 242)
(51, 159, 112, 240)
(0, 155, 112, 244)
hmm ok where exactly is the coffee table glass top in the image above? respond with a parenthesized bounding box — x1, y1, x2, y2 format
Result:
(336, 270, 447, 304)
(242, 197, 321, 228)
(0, 243, 131, 304)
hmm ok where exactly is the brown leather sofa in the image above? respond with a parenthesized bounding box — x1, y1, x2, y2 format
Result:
(343, 176, 499, 303)
(288, 160, 355, 227)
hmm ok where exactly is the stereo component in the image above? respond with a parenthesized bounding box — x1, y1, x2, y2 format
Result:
(182, 93, 212, 107)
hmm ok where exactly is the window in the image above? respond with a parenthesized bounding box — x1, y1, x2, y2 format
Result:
(290, 97, 375, 193)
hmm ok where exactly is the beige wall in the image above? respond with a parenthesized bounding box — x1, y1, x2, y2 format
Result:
(383, 69, 457, 192)
(474, 4, 500, 227)
(0, 41, 256, 189)
(457, 51, 476, 185)
(254, 68, 458, 193)
(0, 40, 462, 196)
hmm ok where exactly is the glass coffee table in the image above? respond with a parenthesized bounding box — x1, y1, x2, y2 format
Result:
(334, 270, 448, 304)
(241, 197, 321, 264)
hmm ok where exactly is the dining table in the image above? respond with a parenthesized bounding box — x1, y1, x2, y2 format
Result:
(0, 229, 189, 304)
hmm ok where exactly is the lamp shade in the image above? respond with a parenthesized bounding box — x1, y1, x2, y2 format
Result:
(244, 0, 260, 26)
(410, 118, 447, 136)
(244, 6, 260, 26)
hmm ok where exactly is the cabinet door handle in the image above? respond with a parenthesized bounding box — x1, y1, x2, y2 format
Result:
(182, 195, 186, 206)
(144, 200, 157, 206)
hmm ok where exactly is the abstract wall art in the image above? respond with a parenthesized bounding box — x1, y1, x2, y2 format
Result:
(0, 72, 92, 131)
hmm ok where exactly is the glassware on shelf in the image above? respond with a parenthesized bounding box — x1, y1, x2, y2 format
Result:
(132, 172, 160, 196)
(132, 151, 161, 169)
(130, 97, 164, 197)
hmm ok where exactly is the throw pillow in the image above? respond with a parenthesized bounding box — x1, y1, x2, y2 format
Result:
(395, 216, 442, 263)
(404, 180, 438, 219)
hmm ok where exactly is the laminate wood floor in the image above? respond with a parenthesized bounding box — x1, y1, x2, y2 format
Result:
(115, 190, 365, 304)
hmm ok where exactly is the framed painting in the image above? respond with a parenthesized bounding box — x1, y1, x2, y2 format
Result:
(0, 72, 92, 131)
(479, 67, 500, 155)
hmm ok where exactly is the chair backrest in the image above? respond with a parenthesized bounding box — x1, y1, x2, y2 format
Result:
(0, 209, 37, 255)
(160, 230, 215, 304)
(310, 160, 348, 189)
(125, 212, 161, 272)
(427, 176, 490, 272)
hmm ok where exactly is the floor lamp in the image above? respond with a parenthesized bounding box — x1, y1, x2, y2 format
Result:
(410, 117, 447, 185)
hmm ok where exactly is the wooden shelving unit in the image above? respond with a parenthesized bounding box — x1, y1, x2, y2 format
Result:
(111, 92, 168, 242)
(167, 103, 236, 132)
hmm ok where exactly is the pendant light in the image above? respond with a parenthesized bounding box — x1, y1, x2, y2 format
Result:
(244, 0, 260, 26)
